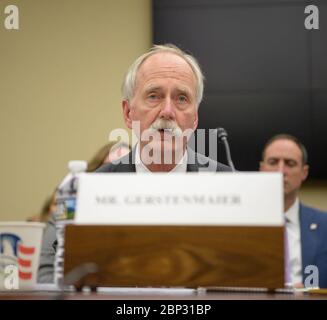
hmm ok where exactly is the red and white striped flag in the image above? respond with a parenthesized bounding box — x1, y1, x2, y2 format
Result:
(17, 243, 36, 280)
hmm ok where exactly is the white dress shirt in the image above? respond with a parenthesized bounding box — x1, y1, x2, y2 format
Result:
(285, 198, 303, 284)
(135, 143, 188, 173)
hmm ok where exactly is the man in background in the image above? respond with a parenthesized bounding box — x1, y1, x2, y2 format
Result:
(260, 134, 327, 288)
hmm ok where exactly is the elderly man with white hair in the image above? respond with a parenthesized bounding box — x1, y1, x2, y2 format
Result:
(97, 44, 231, 173)
(38, 44, 231, 284)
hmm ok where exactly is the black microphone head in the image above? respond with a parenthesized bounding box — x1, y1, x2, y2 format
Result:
(216, 127, 228, 141)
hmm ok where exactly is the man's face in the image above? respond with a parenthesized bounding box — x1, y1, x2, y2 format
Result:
(122, 52, 198, 161)
(260, 139, 309, 197)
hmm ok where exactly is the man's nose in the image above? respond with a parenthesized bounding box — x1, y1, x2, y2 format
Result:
(159, 97, 175, 120)
(277, 161, 287, 174)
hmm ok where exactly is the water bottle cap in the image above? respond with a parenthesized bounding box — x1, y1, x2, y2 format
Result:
(68, 160, 87, 173)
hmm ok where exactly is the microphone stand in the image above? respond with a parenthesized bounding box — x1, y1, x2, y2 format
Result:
(216, 127, 236, 171)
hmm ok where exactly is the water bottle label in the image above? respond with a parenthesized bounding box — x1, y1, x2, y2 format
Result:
(66, 198, 76, 220)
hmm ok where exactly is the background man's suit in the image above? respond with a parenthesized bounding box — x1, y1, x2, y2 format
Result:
(300, 204, 327, 288)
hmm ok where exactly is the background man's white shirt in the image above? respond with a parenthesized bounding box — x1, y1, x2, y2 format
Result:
(285, 198, 303, 284)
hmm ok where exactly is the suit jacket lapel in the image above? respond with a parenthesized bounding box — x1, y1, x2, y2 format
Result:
(186, 163, 199, 172)
(300, 203, 318, 277)
(186, 148, 199, 172)
(114, 149, 136, 172)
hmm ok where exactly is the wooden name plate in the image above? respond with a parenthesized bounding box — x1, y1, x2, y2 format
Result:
(64, 225, 284, 289)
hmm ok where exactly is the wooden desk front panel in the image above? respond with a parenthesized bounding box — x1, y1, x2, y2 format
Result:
(64, 225, 284, 289)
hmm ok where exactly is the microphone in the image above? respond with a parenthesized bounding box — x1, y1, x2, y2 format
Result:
(216, 127, 236, 171)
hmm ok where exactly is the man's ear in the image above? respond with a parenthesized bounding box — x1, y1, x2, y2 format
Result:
(302, 164, 309, 182)
(122, 100, 132, 129)
(193, 112, 198, 130)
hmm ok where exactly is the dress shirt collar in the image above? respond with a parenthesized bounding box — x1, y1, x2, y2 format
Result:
(285, 198, 300, 226)
(135, 143, 188, 173)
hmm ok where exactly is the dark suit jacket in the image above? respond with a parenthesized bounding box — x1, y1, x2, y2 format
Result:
(300, 204, 327, 288)
(96, 148, 232, 173)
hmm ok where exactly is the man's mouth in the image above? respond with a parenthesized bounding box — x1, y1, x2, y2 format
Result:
(158, 128, 173, 133)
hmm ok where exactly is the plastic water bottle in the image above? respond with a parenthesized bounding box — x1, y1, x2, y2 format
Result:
(54, 160, 87, 286)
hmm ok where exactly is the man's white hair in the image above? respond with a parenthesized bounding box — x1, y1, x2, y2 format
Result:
(122, 44, 204, 107)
